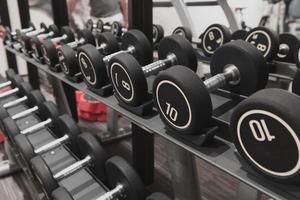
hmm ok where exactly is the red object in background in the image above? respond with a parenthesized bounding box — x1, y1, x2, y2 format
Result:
(0, 86, 11, 143)
(75, 91, 108, 122)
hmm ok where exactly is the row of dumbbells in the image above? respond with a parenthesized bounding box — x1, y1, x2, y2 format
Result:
(0, 69, 170, 200)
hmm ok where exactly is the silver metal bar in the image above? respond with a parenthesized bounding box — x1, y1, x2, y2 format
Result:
(53, 155, 92, 181)
(34, 135, 69, 154)
(11, 106, 38, 120)
(3, 96, 27, 108)
(0, 87, 18, 99)
(20, 118, 52, 135)
(95, 185, 124, 200)
(0, 81, 12, 89)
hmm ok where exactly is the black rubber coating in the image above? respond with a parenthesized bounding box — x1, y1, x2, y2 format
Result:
(77, 29, 95, 46)
(61, 26, 75, 43)
(2, 117, 20, 139)
(153, 24, 164, 44)
(27, 90, 46, 107)
(232, 29, 248, 40)
(59, 45, 79, 76)
(5, 68, 16, 81)
(10, 74, 24, 88)
(14, 134, 35, 161)
(106, 156, 146, 200)
(18, 81, 33, 97)
(172, 26, 193, 42)
(275, 33, 299, 63)
(39, 101, 60, 122)
(292, 70, 300, 95)
(48, 24, 60, 37)
(42, 39, 59, 67)
(96, 32, 120, 55)
(111, 21, 123, 37)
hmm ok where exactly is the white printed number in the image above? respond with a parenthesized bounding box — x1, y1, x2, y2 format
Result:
(249, 120, 275, 142)
(166, 103, 178, 122)
(115, 73, 131, 91)
(256, 43, 267, 52)
(209, 32, 215, 40)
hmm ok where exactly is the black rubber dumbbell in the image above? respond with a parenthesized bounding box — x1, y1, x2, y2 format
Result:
(153, 24, 164, 47)
(232, 29, 248, 40)
(77, 29, 152, 90)
(0, 69, 23, 91)
(59, 31, 119, 80)
(16, 22, 49, 55)
(52, 156, 146, 200)
(109, 35, 197, 106)
(41, 26, 75, 70)
(2, 101, 59, 141)
(110, 21, 128, 38)
(14, 114, 80, 161)
(85, 18, 103, 33)
(5, 22, 35, 43)
(153, 40, 268, 134)
(30, 24, 61, 62)
(31, 132, 108, 196)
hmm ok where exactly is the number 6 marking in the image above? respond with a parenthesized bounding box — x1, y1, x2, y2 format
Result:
(249, 119, 275, 142)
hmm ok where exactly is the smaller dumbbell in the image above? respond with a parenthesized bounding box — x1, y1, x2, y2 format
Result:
(30, 24, 61, 61)
(77, 29, 152, 89)
(232, 29, 248, 40)
(31, 132, 108, 196)
(110, 35, 197, 106)
(153, 24, 164, 45)
(5, 22, 35, 43)
(42, 26, 75, 68)
(0, 69, 22, 90)
(14, 114, 80, 161)
(153, 40, 268, 134)
(52, 156, 145, 200)
(110, 21, 128, 37)
(85, 19, 102, 33)
(275, 33, 300, 65)
(59, 32, 119, 78)
(2, 101, 59, 140)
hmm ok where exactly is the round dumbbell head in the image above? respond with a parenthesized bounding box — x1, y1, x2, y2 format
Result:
(27, 90, 46, 107)
(9, 74, 23, 88)
(172, 26, 193, 42)
(110, 53, 147, 106)
(153, 24, 164, 44)
(5, 68, 16, 80)
(158, 35, 197, 71)
(2, 117, 20, 139)
(200, 24, 232, 57)
(85, 19, 94, 31)
(230, 88, 300, 183)
(39, 101, 60, 122)
(275, 33, 299, 63)
(232, 29, 248, 40)
(20, 33, 34, 52)
(60, 26, 75, 43)
(244, 26, 279, 61)
(14, 134, 35, 161)
(52, 187, 73, 200)
(77, 133, 108, 182)
(106, 156, 145, 200)
(18, 81, 33, 97)
(58, 45, 78, 77)
(56, 114, 80, 153)
(211, 40, 268, 96)
(96, 19, 105, 33)
(48, 24, 60, 37)
(31, 36, 44, 59)
(111, 21, 123, 37)
(77, 44, 108, 88)
(77, 29, 95, 46)
(96, 32, 120, 55)
(42, 39, 59, 67)
(153, 65, 212, 134)
(121, 29, 152, 65)
(31, 155, 57, 196)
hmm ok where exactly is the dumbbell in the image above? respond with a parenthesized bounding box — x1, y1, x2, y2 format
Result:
(110, 21, 128, 37)
(59, 32, 119, 79)
(153, 40, 268, 134)
(77, 29, 152, 89)
(172, 26, 193, 42)
(2, 101, 59, 140)
(232, 29, 248, 40)
(5, 22, 35, 43)
(14, 114, 80, 162)
(153, 24, 164, 46)
(16, 23, 49, 54)
(85, 18, 103, 33)
(30, 24, 61, 61)
(109, 35, 197, 106)
(275, 33, 300, 65)
(31, 132, 108, 196)
(0, 69, 23, 90)
(230, 88, 300, 183)
(41, 26, 75, 68)
(51, 156, 146, 200)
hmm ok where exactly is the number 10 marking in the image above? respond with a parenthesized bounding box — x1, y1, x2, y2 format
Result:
(166, 102, 178, 122)
(249, 120, 275, 142)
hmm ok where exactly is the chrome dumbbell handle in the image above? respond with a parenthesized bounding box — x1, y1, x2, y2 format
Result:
(20, 118, 52, 135)
(3, 96, 27, 109)
(102, 45, 135, 65)
(51, 34, 68, 43)
(25, 28, 46, 37)
(11, 105, 38, 120)
(0, 88, 19, 99)
(277, 43, 289, 58)
(34, 134, 69, 154)
(143, 53, 177, 77)
(96, 184, 125, 200)
(0, 81, 12, 89)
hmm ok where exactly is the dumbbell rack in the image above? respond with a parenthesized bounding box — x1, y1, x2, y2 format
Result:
(5, 44, 300, 200)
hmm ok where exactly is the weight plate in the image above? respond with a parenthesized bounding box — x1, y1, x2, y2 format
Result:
(96, 32, 120, 55)
(2, 117, 20, 139)
(106, 156, 145, 200)
(61, 26, 75, 43)
(48, 24, 60, 37)
(39, 101, 59, 122)
(232, 29, 248, 40)
(158, 35, 197, 72)
(110, 53, 147, 106)
(31, 155, 57, 196)
(77, 44, 108, 88)
(5, 68, 16, 81)
(52, 187, 73, 200)
(42, 39, 59, 67)
(85, 19, 94, 31)
(14, 134, 35, 161)
(77, 29, 95, 46)
(245, 26, 279, 61)
(172, 26, 192, 42)
(200, 24, 232, 57)
(111, 21, 123, 37)
(292, 70, 300, 95)
(58, 45, 79, 77)
(210, 40, 268, 96)
(21, 33, 33, 52)
(77, 132, 108, 182)
(121, 29, 152, 65)
(153, 24, 164, 44)
(18, 81, 33, 97)
(230, 88, 300, 183)
(27, 90, 46, 108)
(153, 65, 212, 134)
(275, 33, 299, 63)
